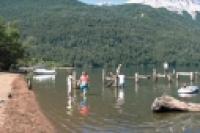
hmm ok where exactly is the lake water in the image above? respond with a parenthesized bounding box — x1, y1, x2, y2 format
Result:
(32, 68, 200, 133)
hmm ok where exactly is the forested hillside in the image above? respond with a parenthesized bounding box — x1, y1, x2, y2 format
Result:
(1, 0, 200, 67)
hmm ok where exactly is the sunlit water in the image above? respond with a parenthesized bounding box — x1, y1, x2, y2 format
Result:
(33, 68, 200, 133)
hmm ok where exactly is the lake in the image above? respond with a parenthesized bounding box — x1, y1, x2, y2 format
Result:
(32, 68, 200, 133)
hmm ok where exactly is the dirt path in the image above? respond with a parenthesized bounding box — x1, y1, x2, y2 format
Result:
(0, 73, 18, 127)
(0, 73, 56, 133)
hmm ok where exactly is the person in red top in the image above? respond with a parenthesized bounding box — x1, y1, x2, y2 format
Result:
(80, 71, 89, 95)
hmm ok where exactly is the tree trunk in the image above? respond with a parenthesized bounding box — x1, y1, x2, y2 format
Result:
(151, 95, 200, 112)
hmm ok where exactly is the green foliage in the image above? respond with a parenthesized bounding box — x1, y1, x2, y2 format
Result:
(0, 19, 24, 70)
(1, 0, 200, 67)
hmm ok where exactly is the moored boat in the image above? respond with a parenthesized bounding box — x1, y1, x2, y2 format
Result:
(33, 68, 56, 75)
(178, 85, 199, 94)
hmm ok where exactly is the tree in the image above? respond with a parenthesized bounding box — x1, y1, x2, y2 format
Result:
(0, 19, 24, 70)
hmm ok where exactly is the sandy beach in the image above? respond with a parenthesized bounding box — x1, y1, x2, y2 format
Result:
(0, 73, 56, 133)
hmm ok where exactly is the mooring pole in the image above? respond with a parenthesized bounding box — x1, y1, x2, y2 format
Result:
(27, 71, 33, 90)
(67, 75, 72, 95)
(135, 72, 139, 83)
(72, 70, 77, 89)
(190, 72, 194, 81)
(116, 75, 119, 88)
(195, 72, 198, 81)
(102, 69, 105, 85)
(102, 68, 105, 92)
(167, 74, 172, 83)
(152, 68, 157, 81)
(176, 73, 179, 80)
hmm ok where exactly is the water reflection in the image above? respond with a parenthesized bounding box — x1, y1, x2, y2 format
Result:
(66, 94, 73, 115)
(66, 95, 75, 116)
(33, 69, 200, 133)
(66, 75, 75, 116)
(178, 93, 198, 98)
(135, 83, 138, 93)
(65, 72, 91, 116)
(115, 87, 125, 114)
(79, 95, 89, 116)
(33, 75, 55, 81)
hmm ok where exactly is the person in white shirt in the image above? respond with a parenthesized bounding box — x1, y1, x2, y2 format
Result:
(118, 74, 125, 87)
(67, 75, 73, 95)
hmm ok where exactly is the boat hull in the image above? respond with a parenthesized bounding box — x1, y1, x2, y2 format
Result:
(178, 86, 199, 94)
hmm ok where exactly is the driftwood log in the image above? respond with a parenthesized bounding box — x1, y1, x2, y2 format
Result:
(151, 95, 200, 112)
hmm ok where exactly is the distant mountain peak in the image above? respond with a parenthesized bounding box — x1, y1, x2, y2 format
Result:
(126, 0, 200, 19)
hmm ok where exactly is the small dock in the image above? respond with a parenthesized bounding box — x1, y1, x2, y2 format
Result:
(103, 66, 200, 86)
(176, 72, 196, 81)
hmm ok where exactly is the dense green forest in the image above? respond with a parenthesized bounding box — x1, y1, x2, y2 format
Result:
(0, 18, 24, 70)
(0, 0, 200, 68)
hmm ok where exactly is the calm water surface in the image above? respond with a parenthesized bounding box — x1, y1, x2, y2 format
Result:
(33, 68, 200, 133)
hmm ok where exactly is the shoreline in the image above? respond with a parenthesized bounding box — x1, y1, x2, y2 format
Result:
(0, 73, 56, 132)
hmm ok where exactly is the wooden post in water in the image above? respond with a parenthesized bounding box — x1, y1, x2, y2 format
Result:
(176, 73, 179, 80)
(102, 69, 105, 85)
(115, 75, 119, 88)
(190, 72, 194, 81)
(195, 72, 198, 81)
(166, 74, 172, 82)
(152, 68, 157, 81)
(116, 64, 122, 75)
(27, 71, 33, 90)
(135, 72, 139, 83)
(102, 69, 105, 90)
(67, 75, 72, 95)
(72, 70, 77, 89)
(115, 64, 122, 87)
(163, 61, 169, 77)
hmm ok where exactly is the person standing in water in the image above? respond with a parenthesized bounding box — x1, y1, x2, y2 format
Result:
(79, 71, 89, 95)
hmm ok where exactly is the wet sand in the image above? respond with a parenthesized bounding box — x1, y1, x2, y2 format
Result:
(0, 73, 56, 133)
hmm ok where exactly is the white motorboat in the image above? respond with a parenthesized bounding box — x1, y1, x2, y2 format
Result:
(33, 68, 56, 75)
(178, 86, 199, 94)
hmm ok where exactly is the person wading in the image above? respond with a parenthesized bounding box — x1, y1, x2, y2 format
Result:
(79, 71, 89, 95)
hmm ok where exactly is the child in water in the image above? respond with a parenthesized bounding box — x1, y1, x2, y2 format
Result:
(79, 71, 89, 95)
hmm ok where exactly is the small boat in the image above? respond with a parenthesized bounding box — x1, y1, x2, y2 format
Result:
(33, 68, 56, 75)
(178, 86, 199, 94)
